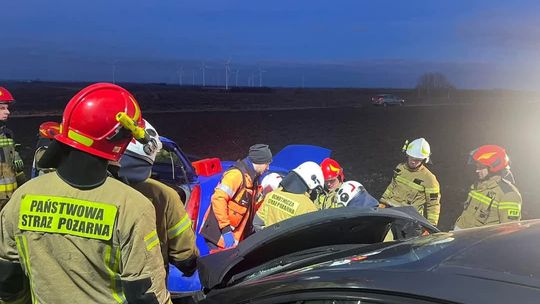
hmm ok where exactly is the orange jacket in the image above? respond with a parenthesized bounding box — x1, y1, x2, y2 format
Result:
(200, 159, 259, 249)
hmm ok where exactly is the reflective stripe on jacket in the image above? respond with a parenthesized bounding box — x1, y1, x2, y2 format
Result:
(455, 175, 522, 229)
(316, 189, 338, 209)
(131, 178, 199, 276)
(0, 128, 21, 204)
(255, 188, 318, 228)
(380, 163, 441, 225)
(0, 173, 171, 304)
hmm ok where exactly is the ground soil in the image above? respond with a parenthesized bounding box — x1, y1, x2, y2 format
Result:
(6, 82, 540, 231)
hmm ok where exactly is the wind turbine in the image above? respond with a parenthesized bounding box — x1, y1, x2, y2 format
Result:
(112, 61, 118, 84)
(201, 62, 209, 87)
(235, 69, 239, 87)
(176, 65, 183, 86)
(225, 59, 231, 90)
(258, 67, 266, 87)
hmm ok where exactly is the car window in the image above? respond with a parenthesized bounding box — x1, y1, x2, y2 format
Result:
(153, 147, 184, 182)
(155, 148, 181, 167)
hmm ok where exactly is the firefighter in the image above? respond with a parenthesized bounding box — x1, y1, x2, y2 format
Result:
(117, 119, 198, 278)
(31, 121, 61, 178)
(256, 172, 283, 211)
(0, 83, 171, 303)
(316, 158, 345, 209)
(336, 180, 379, 208)
(0, 87, 25, 211)
(200, 144, 272, 251)
(454, 145, 522, 230)
(254, 161, 323, 231)
(380, 138, 441, 226)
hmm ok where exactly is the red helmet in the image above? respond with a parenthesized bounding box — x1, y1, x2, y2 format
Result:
(471, 145, 510, 173)
(320, 158, 344, 181)
(55, 83, 143, 161)
(0, 87, 15, 104)
(39, 121, 61, 139)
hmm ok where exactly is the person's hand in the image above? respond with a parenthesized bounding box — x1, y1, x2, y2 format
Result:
(13, 158, 24, 172)
(222, 231, 236, 248)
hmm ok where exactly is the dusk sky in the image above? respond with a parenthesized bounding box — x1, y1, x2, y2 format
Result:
(2, 0, 540, 89)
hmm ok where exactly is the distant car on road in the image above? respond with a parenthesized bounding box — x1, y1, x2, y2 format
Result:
(371, 94, 405, 106)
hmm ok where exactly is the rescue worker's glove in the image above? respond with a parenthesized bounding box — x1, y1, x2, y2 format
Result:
(13, 153, 24, 172)
(222, 231, 236, 249)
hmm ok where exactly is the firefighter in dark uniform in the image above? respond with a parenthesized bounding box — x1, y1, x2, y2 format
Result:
(316, 158, 345, 209)
(380, 138, 441, 226)
(117, 119, 198, 278)
(0, 83, 171, 303)
(0, 87, 25, 211)
(200, 144, 272, 251)
(455, 145, 522, 230)
(254, 161, 323, 230)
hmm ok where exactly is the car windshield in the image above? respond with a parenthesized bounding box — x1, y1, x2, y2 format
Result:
(281, 233, 455, 276)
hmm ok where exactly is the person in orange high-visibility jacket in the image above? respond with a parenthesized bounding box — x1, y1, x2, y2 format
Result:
(200, 144, 272, 251)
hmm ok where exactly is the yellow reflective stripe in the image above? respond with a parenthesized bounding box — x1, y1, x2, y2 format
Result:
(104, 246, 127, 304)
(469, 191, 496, 206)
(498, 202, 521, 210)
(15, 236, 35, 303)
(395, 176, 424, 191)
(168, 214, 191, 239)
(144, 230, 159, 251)
(67, 130, 94, 147)
(0, 182, 17, 191)
(0, 138, 14, 147)
(18, 195, 118, 241)
(425, 187, 440, 194)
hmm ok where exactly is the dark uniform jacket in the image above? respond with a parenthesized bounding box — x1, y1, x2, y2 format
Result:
(131, 178, 199, 276)
(0, 173, 170, 303)
(380, 163, 441, 225)
(455, 175, 521, 229)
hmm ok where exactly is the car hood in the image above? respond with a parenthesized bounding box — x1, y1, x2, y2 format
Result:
(198, 206, 439, 291)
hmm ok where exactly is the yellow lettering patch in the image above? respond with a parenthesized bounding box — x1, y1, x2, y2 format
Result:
(508, 209, 520, 217)
(19, 195, 118, 241)
(267, 193, 299, 216)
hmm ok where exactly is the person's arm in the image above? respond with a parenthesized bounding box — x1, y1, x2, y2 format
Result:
(165, 187, 199, 277)
(210, 170, 243, 230)
(120, 200, 170, 304)
(497, 191, 522, 223)
(253, 195, 270, 232)
(380, 165, 400, 207)
(0, 198, 30, 303)
(424, 178, 441, 226)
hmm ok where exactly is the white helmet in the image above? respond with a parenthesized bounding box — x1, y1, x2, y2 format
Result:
(124, 119, 163, 164)
(404, 138, 431, 162)
(292, 161, 324, 190)
(261, 172, 283, 194)
(336, 181, 365, 206)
